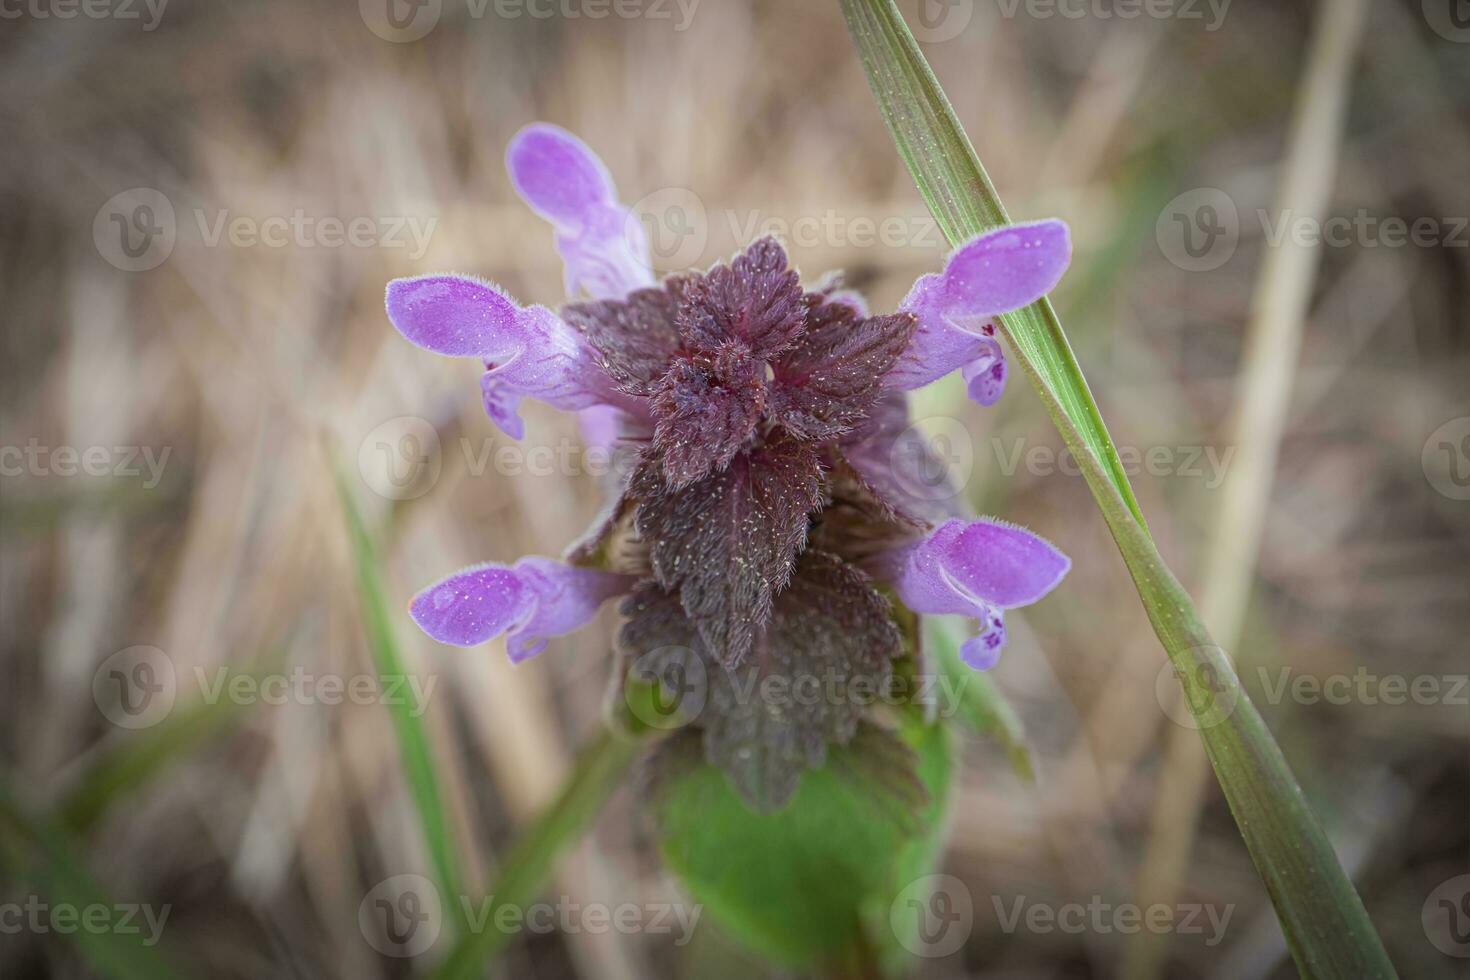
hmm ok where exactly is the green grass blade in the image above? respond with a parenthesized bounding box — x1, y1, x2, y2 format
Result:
(332, 460, 467, 926)
(925, 616, 1034, 783)
(430, 728, 639, 980)
(0, 781, 185, 980)
(838, 3, 1397, 976)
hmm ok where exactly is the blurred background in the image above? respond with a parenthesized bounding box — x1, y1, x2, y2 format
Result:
(2, 0, 1468, 976)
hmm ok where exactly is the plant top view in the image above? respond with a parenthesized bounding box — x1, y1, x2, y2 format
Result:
(1, 1, 1467, 979)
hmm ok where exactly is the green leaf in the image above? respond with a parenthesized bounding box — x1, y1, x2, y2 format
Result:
(332, 460, 467, 928)
(655, 720, 954, 974)
(925, 616, 1034, 782)
(430, 729, 639, 980)
(0, 781, 186, 980)
(837, 3, 1397, 977)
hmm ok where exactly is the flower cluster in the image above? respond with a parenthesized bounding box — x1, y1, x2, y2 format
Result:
(387, 124, 1071, 809)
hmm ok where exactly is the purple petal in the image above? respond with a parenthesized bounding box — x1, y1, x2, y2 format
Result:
(876, 518, 1068, 669)
(960, 611, 1008, 670)
(387, 274, 527, 359)
(387, 274, 626, 438)
(577, 404, 625, 452)
(410, 565, 529, 647)
(886, 219, 1071, 397)
(961, 344, 1008, 406)
(506, 123, 654, 301)
(505, 557, 631, 661)
(410, 557, 632, 661)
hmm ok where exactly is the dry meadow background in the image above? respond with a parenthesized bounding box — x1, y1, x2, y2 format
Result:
(2, 0, 1468, 977)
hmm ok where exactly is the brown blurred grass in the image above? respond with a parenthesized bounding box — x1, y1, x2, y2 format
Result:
(2, 0, 1469, 977)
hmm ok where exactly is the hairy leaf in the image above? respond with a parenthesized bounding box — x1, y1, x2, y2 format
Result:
(677, 237, 805, 356)
(563, 285, 682, 394)
(633, 433, 824, 663)
(650, 353, 767, 488)
(620, 550, 902, 810)
(770, 296, 916, 440)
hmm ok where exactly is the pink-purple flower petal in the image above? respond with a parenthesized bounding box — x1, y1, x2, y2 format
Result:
(877, 517, 1069, 667)
(387, 274, 625, 438)
(886, 219, 1071, 400)
(506, 123, 654, 301)
(409, 557, 633, 661)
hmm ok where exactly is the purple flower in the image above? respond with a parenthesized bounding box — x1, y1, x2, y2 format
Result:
(410, 558, 633, 663)
(386, 123, 1075, 809)
(877, 519, 1070, 670)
